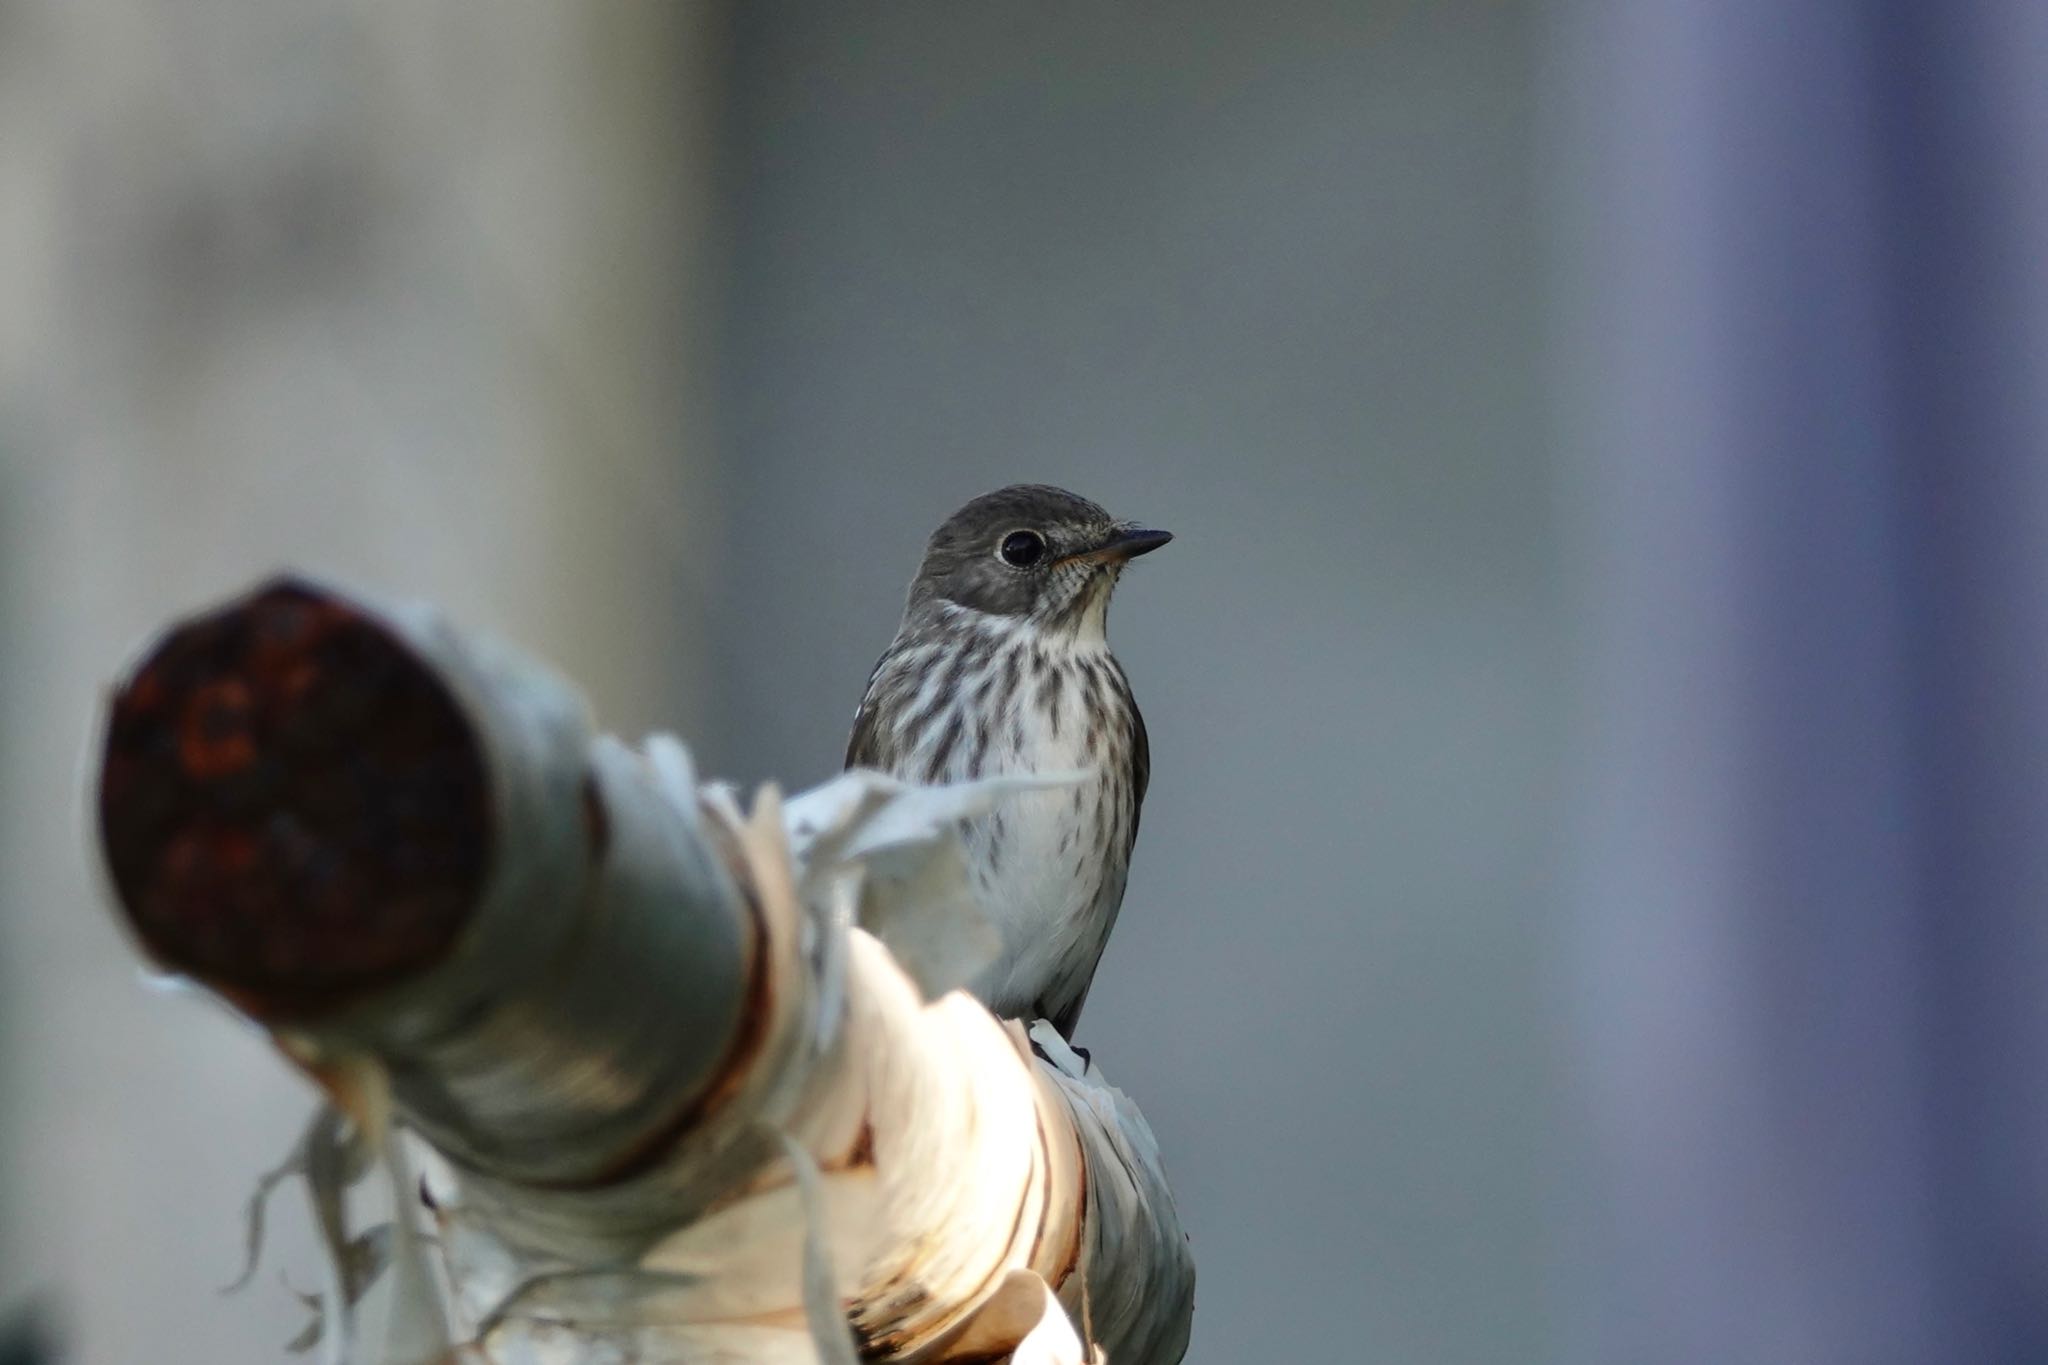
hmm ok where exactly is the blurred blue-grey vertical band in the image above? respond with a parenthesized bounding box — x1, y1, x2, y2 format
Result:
(1553, 1, 2048, 1359)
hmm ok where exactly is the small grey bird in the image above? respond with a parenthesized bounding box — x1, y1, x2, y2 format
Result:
(846, 485, 1170, 1038)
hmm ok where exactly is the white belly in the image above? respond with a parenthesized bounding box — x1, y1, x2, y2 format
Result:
(960, 735, 1126, 1017)
(920, 642, 1130, 1020)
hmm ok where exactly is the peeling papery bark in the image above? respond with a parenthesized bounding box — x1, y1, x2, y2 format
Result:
(93, 578, 1195, 1365)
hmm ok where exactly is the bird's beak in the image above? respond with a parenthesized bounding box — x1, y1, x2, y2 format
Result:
(1082, 524, 1174, 565)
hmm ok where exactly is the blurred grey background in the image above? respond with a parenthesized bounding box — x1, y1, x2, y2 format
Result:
(5, 2, 2045, 1363)
(705, 9, 1559, 1365)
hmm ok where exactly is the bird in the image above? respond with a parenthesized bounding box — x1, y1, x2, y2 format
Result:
(845, 484, 1170, 1038)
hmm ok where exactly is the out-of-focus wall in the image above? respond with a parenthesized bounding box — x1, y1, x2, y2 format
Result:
(708, 6, 1562, 1363)
(0, 5, 725, 1360)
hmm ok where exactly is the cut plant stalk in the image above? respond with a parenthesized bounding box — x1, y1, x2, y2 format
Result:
(93, 577, 1195, 1365)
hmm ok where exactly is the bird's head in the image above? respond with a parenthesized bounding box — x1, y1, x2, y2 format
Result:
(907, 484, 1172, 641)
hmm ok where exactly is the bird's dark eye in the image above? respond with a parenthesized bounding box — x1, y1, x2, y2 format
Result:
(999, 530, 1047, 567)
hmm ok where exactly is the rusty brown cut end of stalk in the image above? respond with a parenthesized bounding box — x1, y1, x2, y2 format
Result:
(96, 578, 491, 1019)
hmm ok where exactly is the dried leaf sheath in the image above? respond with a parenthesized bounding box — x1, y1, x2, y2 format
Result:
(93, 577, 1194, 1364)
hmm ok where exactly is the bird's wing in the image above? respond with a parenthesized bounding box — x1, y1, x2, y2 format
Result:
(1129, 693, 1150, 841)
(844, 657, 893, 771)
(1046, 984, 1089, 1042)
(1112, 652, 1150, 851)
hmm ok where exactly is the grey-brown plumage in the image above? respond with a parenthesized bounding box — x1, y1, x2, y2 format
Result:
(847, 485, 1169, 1038)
